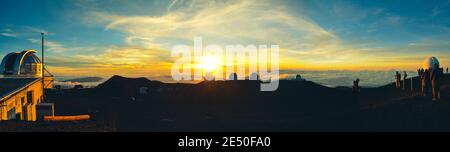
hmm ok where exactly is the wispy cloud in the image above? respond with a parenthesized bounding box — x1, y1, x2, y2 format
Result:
(432, 7, 441, 16)
(1, 28, 18, 37)
(92, 1, 333, 44)
(83, 46, 173, 67)
(1, 33, 17, 37)
(44, 0, 450, 73)
(79, 0, 438, 71)
(83, 0, 348, 64)
(28, 38, 96, 53)
(26, 26, 54, 35)
(0, 26, 53, 38)
(332, 2, 368, 21)
(28, 38, 67, 52)
(383, 15, 402, 26)
(45, 45, 174, 77)
(167, 0, 180, 12)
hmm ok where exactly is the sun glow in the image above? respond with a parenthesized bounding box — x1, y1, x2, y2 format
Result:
(201, 56, 220, 72)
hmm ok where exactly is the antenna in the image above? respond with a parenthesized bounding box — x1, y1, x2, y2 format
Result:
(41, 32, 45, 102)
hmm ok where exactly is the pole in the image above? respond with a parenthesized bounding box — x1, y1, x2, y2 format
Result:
(402, 77, 405, 90)
(41, 33, 45, 103)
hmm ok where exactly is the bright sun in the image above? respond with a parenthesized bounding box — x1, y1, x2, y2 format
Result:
(201, 56, 220, 72)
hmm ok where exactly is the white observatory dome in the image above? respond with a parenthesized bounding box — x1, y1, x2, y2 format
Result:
(422, 56, 440, 70)
(0, 50, 42, 76)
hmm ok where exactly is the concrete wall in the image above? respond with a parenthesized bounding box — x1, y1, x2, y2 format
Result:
(0, 80, 43, 121)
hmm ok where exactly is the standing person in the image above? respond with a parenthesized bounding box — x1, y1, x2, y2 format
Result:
(447, 67, 448, 74)
(421, 70, 425, 96)
(353, 78, 360, 92)
(430, 63, 442, 101)
(421, 69, 430, 96)
(395, 72, 399, 88)
(403, 71, 407, 90)
(418, 68, 423, 88)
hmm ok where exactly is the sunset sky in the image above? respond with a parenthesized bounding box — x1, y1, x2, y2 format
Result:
(1, 0, 449, 81)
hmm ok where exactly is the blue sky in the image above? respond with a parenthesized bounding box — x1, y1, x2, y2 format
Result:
(1, 0, 449, 80)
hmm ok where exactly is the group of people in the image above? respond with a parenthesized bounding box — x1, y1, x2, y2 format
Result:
(418, 64, 445, 101)
(395, 71, 408, 89)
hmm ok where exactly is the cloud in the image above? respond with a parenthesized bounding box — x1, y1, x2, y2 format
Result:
(45, 55, 100, 68)
(0, 26, 54, 38)
(332, 2, 368, 21)
(45, 45, 175, 78)
(85, 46, 173, 67)
(167, 0, 180, 12)
(84, 0, 344, 60)
(82, 0, 426, 71)
(26, 26, 54, 35)
(1, 28, 18, 37)
(1, 33, 17, 37)
(384, 15, 401, 26)
(92, 1, 333, 44)
(74, 0, 449, 72)
(28, 38, 101, 54)
(432, 7, 441, 16)
(45, 44, 172, 69)
(28, 38, 67, 52)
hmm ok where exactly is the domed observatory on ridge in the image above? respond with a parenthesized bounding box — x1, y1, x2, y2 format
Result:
(422, 56, 440, 70)
(0, 50, 54, 121)
(0, 50, 43, 77)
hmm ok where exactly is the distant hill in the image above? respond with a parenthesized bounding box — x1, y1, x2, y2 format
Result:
(62, 77, 103, 83)
(94, 75, 164, 96)
(45, 75, 358, 131)
(37, 74, 450, 131)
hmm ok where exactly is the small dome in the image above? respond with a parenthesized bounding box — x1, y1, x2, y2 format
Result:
(0, 50, 42, 76)
(422, 56, 440, 70)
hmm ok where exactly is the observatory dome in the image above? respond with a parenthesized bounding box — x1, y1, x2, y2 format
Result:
(422, 56, 440, 70)
(0, 50, 42, 76)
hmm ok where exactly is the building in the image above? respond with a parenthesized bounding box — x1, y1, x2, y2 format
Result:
(422, 56, 440, 70)
(0, 50, 53, 121)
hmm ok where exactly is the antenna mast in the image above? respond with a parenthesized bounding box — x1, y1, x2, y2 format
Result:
(41, 32, 45, 102)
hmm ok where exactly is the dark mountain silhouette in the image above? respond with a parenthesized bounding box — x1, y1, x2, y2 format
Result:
(4, 74, 448, 131)
(44, 75, 359, 131)
(94, 75, 164, 96)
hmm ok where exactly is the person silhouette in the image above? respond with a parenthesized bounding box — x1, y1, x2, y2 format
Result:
(395, 71, 401, 88)
(295, 74, 304, 81)
(352, 78, 360, 92)
(421, 69, 430, 96)
(447, 67, 449, 74)
(403, 71, 407, 90)
(430, 63, 442, 101)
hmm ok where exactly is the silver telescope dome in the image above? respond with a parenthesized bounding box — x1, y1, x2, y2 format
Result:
(0, 50, 42, 77)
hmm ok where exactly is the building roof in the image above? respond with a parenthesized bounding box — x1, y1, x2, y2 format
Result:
(0, 78, 39, 102)
(0, 50, 41, 75)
